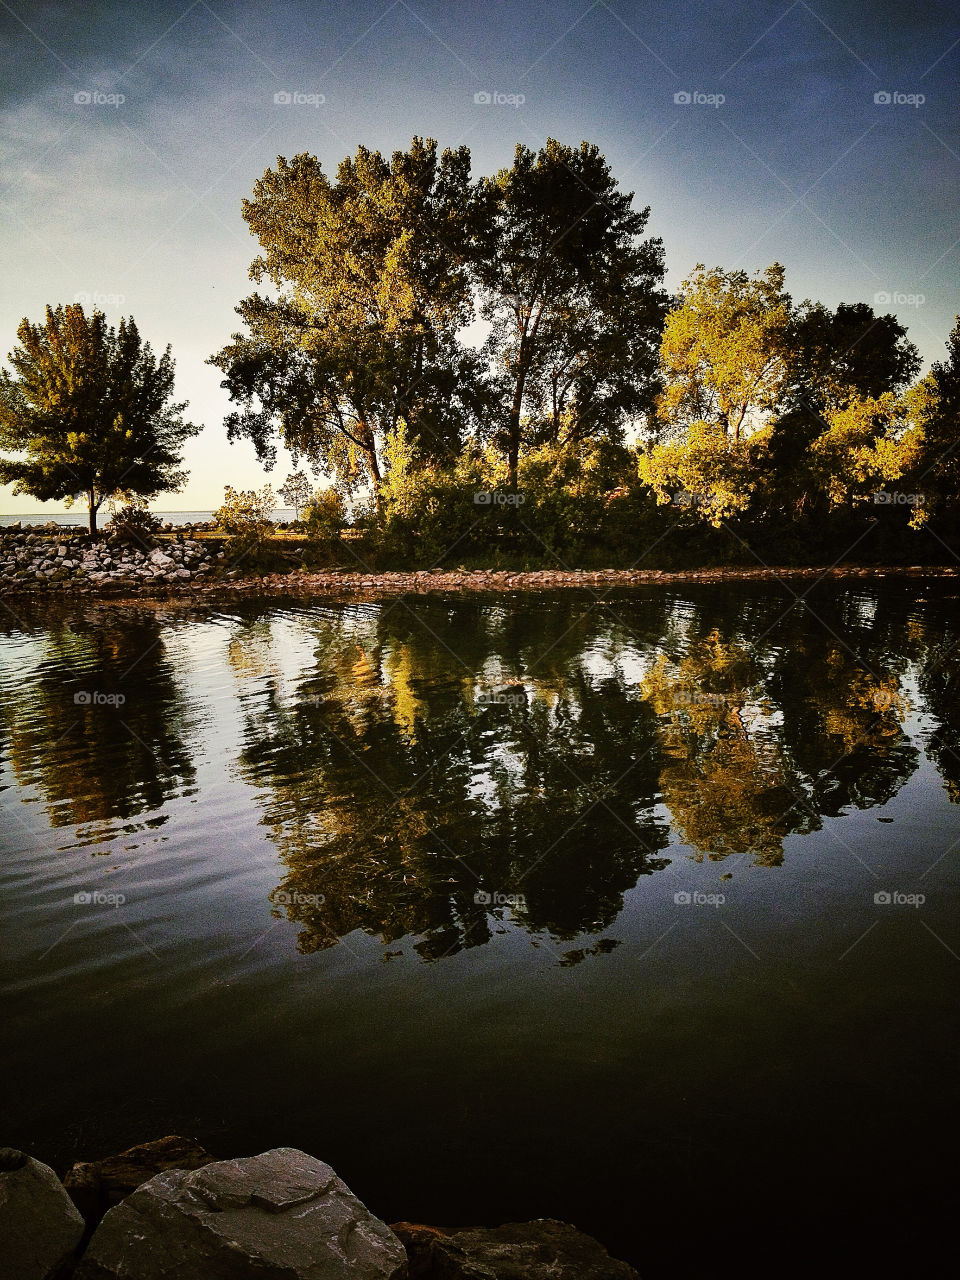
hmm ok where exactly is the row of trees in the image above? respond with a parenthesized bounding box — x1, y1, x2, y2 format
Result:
(211, 135, 960, 549)
(212, 136, 668, 496)
(1, 134, 958, 551)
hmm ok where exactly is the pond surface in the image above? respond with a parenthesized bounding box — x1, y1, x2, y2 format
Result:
(2, 583, 958, 1275)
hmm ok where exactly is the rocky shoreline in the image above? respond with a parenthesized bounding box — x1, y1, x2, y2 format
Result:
(1, 526, 958, 602)
(0, 526, 224, 590)
(0, 1138, 638, 1278)
(184, 561, 960, 599)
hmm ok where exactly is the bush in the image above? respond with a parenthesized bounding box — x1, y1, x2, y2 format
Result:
(106, 499, 162, 545)
(358, 434, 671, 568)
(302, 487, 347, 539)
(213, 485, 275, 545)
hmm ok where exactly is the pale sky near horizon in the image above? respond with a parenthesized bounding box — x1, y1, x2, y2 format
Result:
(1, 0, 958, 513)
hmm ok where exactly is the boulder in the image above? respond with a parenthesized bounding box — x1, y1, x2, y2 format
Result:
(391, 1219, 639, 1279)
(0, 1147, 85, 1279)
(75, 1147, 407, 1279)
(64, 1135, 216, 1226)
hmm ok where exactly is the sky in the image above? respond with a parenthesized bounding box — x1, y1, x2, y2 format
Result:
(1, 0, 958, 512)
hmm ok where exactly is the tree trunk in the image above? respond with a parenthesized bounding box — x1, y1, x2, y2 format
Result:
(507, 331, 533, 490)
(367, 439, 383, 511)
(507, 382, 524, 490)
(88, 491, 98, 537)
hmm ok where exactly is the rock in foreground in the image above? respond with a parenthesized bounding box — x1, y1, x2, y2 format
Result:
(0, 1147, 85, 1280)
(64, 1134, 216, 1226)
(392, 1219, 639, 1279)
(75, 1147, 407, 1279)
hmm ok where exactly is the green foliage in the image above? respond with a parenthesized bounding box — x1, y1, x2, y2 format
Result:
(106, 497, 163, 545)
(209, 138, 480, 496)
(363, 427, 660, 566)
(278, 470, 313, 520)
(904, 318, 960, 523)
(639, 421, 770, 527)
(0, 303, 198, 534)
(302, 487, 346, 538)
(214, 484, 276, 545)
(475, 138, 668, 483)
(656, 262, 792, 445)
(197, 138, 957, 569)
(785, 301, 920, 413)
(643, 261, 930, 537)
(808, 393, 916, 510)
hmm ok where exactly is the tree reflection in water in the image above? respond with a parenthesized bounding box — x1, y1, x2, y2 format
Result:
(232, 600, 672, 960)
(230, 586, 954, 957)
(0, 602, 200, 845)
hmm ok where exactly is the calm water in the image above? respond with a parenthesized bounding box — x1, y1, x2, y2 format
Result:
(1, 584, 958, 1275)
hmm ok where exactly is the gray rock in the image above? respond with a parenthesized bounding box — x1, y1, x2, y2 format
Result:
(75, 1147, 406, 1279)
(0, 1150, 85, 1279)
(65, 1135, 216, 1228)
(391, 1219, 639, 1279)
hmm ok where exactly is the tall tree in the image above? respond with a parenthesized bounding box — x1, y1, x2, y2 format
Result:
(906, 317, 960, 520)
(654, 262, 793, 446)
(0, 304, 197, 534)
(475, 139, 668, 487)
(784, 300, 920, 413)
(639, 263, 792, 523)
(210, 138, 481, 499)
(760, 302, 920, 524)
(278, 470, 312, 520)
(640, 267, 922, 528)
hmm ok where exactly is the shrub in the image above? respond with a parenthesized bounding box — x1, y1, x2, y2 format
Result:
(214, 485, 275, 545)
(106, 499, 162, 545)
(302, 487, 347, 539)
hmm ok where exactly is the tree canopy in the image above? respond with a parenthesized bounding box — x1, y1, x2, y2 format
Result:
(639, 263, 925, 529)
(210, 138, 482, 498)
(474, 138, 669, 485)
(0, 304, 197, 533)
(211, 136, 669, 497)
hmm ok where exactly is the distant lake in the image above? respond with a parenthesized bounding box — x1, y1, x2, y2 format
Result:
(1, 584, 957, 1275)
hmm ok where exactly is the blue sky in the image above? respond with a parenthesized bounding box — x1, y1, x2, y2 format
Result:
(1, 0, 958, 511)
